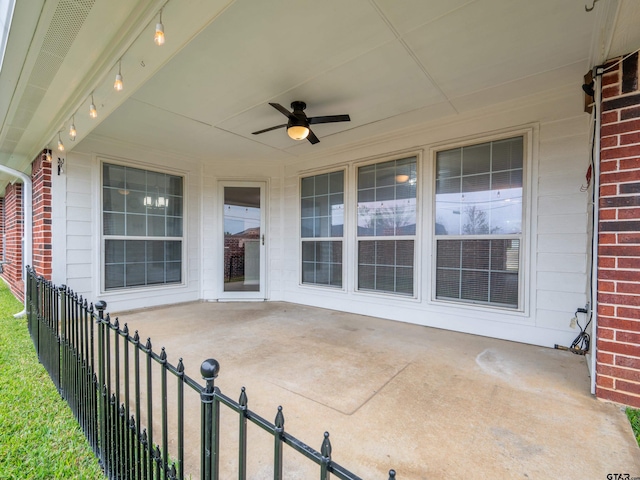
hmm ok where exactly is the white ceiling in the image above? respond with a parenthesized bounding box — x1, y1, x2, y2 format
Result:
(1, 0, 640, 179)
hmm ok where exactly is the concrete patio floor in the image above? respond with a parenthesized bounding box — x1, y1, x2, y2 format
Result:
(114, 301, 640, 479)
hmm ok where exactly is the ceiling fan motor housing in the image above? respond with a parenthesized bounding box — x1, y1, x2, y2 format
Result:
(290, 101, 307, 113)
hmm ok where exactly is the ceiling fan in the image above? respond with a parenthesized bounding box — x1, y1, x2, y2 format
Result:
(252, 101, 350, 144)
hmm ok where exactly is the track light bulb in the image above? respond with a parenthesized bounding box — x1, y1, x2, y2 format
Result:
(45, 149, 52, 162)
(69, 117, 77, 141)
(57, 133, 64, 152)
(114, 61, 123, 91)
(154, 11, 165, 46)
(89, 95, 97, 118)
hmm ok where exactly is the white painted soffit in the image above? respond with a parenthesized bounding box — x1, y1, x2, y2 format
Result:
(0, 0, 238, 177)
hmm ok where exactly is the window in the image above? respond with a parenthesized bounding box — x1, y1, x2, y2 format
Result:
(357, 157, 416, 296)
(102, 163, 183, 290)
(434, 136, 523, 308)
(300, 171, 344, 287)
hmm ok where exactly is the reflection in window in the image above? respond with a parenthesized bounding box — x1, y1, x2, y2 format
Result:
(357, 157, 417, 296)
(102, 163, 183, 290)
(435, 137, 522, 237)
(434, 137, 523, 308)
(300, 171, 344, 287)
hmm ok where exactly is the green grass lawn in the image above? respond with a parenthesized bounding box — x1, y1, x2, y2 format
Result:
(0, 281, 104, 479)
(627, 407, 640, 447)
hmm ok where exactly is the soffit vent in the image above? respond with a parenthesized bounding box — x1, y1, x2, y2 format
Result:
(2, 0, 95, 149)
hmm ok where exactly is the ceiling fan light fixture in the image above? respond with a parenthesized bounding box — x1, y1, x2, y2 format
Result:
(396, 174, 410, 183)
(287, 114, 310, 140)
(287, 125, 309, 140)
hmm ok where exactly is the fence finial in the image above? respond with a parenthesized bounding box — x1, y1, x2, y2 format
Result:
(177, 358, 184, 374)
(275, 406, 285, 430)
(388, 469, 396, 479)
(200, 358, 220, 380)
(321, 431, 332, 458)
(95, 300, 107, 320)
(239, 386, 248, 408)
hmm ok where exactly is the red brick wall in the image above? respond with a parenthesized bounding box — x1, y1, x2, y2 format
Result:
(2, 182, 24, 300)
(596, 52, 640, 407)
(0, 197, 4, 263)
(0, 150, 53, 302)
(32, 152, 52, 279)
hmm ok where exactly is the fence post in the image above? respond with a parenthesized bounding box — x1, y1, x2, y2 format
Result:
(274, 406, 284, 480)
(238, 387, 248, 480)
(58, 285, 66, 391)
(33, 273, 40, 356)
(95, 300, 107, 472)
(201, 358, 220, 480)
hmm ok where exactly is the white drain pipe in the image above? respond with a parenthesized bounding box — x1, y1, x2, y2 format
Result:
(0, 164, 32, 318)
(590, 69, 602, 395)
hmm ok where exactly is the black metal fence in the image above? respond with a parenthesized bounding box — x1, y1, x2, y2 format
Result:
(25, 267, 397, 479)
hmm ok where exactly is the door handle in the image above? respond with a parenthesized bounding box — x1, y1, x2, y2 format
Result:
(261, 234, 265, 246)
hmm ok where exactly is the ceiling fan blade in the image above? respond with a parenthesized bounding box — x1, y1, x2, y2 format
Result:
(308, 114, 350, 125)
(307, 129, 320, 144)
(252, 124, 287, 135)
(269, 103, 293, 118)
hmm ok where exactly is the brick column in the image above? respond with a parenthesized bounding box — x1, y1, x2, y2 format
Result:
(596, 52, 640, 407)
(32, 151, 52, 279)
(2, 182, 23, 300)
(0, 197, 4, 262)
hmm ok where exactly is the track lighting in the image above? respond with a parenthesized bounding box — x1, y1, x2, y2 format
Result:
(114, 61, 123, 91)
(69, 116, 77, 141)
(154, 10, 165, 46)
(57, 132, 64, 152)
(89, 94, 97, 118)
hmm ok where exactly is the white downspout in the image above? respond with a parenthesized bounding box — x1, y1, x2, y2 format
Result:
(0, 164, 32, 318)
(590, 69, 602, 395)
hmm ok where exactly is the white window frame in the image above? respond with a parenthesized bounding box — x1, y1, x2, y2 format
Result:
(430, 131, 531, 312)
(299, 168, 346, 290)
(100, 160, 186, 293)
(354, 154, 420, 298)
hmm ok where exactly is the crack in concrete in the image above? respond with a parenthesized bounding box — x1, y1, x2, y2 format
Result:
(269, 361, 412, 416)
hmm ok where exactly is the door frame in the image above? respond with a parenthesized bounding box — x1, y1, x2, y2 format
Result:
(218, 180, 267, 300)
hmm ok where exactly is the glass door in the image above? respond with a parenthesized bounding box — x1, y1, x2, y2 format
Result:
(220, 183, 266, 298)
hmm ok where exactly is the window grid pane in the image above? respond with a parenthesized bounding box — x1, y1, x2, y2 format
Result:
(358, 240, 414, 296)
(301, 171, 344, 239)
(435, 137, 523, 237)
(435, 238, 519, 308)
(104, 239, 182, 290)
(102, 163, 183, 237)
(435, 137, 523, 309)
(357, 157, 416, 296)
(103, 163, 183, 290)
(300, 171, 344, 288)
(301, 241, 342, 287)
